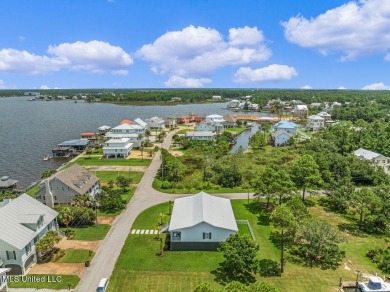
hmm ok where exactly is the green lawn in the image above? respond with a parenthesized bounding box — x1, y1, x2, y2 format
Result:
(95, 171, 144, 184)
(56, 249, 95, 263)
(224, 127, 247, 135)
(67, 156, 152, 167)
(26, 185, 40, 197)
(8, 275, 80, 289)
(176, 128, 194, 135)
(64, 224, 111, 240)
(109, 199, 386, 292)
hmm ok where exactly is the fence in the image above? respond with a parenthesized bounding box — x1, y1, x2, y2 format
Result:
(236, 219, 257, 243)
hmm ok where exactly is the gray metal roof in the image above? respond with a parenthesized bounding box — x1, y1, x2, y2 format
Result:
(0, 194, 58, 250)
(0, 176, 17, 188)
(186, 131, 216, 137)
(19, 214, 41, 224)
(169, 192, 238, 232)
(59, 139, 89, 146)
(354, 148, 384, 160)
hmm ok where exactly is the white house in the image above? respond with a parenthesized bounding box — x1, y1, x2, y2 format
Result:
(204, 115, 226, 132)
(195, 123, 214, 132)
(223, 114, 237, 128)
(105, 123, 145, 147)
(273, 120, 298, 135)
(271, 130, 293, 147)
(248, 103, 259, 111)
(134, 118, 148, 129)
(354, 148, 390, 172)
(36, 164, 100, 207)
(212, 95, 222, 101)
(145, 117, 166, 130)
(0, 194, 58, 275)
(317, 111, 332, 121)
(293, 105, 308, 116)
(185, 131, 217, 141)
(168, 192, 238, 251)
(103, 138, 133, 158)
(97, 125, 111, 134)
(306, 115, 325, 131)
(227, 100, 241, 109)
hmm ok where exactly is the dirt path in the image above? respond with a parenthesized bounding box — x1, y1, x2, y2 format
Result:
(97, 216, 115, 225)
(29, 263, 86, 277)
(55, 239, 100, 251)
(83, 165, 148, 172)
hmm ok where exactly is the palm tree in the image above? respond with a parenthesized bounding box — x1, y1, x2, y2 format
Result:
(58, 207, 73, 231)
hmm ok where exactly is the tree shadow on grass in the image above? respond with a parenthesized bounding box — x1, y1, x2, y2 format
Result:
(244, 201, 271, 226)
(211, 263, 256, 286)
(338, 222, 367, 238)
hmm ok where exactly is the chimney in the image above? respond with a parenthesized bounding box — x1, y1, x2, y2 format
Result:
(44, 179, 55, 208)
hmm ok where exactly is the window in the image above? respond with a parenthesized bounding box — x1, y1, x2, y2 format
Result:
(25, 243, 31, 255)
(203, 232, 212, 239)
(54, 196, 57, 201)
(6, 251, 16, 260)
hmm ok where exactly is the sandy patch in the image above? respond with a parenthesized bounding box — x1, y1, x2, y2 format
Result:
(29, 262, 86, 277)
(56, 239, 99, 251)
(97, 216, 116, 225)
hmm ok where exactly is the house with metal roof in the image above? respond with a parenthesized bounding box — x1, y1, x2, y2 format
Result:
(35, 164, 100, 208)
(306, 115, 325, 131)
(292, 104, 308, 117)
(0, 176, 17, 191)
(168, 192, 238, 251)
(185, 131, 216, 141)
(271, 130, 293, 147)
(0, 267, 11, 290)
(354, 148, 390, 172)
(0, 194, 58, 275)
(103, 138, 133, 158)
(273, 120, 298, 134)
(145, 116, 166, 130)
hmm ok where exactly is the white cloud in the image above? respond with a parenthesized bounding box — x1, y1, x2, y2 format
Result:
(137, 25, 271, 78)
(0, 41, 132, 75)
(0, 80, 6, 89)
(40, 85, 50, 89)
(362, 82, 390, 90)
(301, 85, 312, 89)
(164, 75, 212, 88)
(283, 0, 390, 60)
(233, 64, 297, 84)
(112, 70, 129, 76)
(229, 26, 264, 46)
(18, 36, 25, 42)
(48, 40, 133, 74)
(338, 86, 347, 90)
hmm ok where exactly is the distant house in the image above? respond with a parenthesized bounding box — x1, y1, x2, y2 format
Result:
(146, 117, 166, 130)
(273, 120, 298, 135)
(103, 138, 133, 158)
(185, 131, 216, 141)
(80, 132, 99, 147)
(271, 130, 293, 147)
(310, 102, 322, 107)
(317, 111, 332, 121)
(134, 118, 148, 129)
(36, 164, 100, 208)
(293, 105, 308, 117)
(248, 103, 259, 111)
(176, 114, 191, 124)
(211, 95, 222, 101)
(57, 139, 89, 151)
(306, 115, 325, 131)
(168, 192, 238, 251)
(195, 123, 214, 132)
(97, 125, 111, 134)
(0, 176, 17, 191)
(0, 194, 58, 275)
(354, 148, 390, 172)
(358, 276, 390, 292)
(120, 119, 134, 125)
(171, 97, 181, 102)
(227, 100, 241, 109)
(163, 117, 177, 128)
(223, 114, 237, 128)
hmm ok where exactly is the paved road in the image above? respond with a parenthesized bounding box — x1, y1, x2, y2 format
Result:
(75, 130, 255, 291)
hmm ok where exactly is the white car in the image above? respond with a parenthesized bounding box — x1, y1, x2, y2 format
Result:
(96, 278, 109, 292)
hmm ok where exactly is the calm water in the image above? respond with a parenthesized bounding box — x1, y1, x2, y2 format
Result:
(0, 97, 269, 188)
(230, 123, 260, 153)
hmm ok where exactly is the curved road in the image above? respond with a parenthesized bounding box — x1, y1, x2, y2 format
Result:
(75, 130, 254, 291)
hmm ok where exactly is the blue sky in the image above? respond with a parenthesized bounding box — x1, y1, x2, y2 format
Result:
(0, 0, 389, 90)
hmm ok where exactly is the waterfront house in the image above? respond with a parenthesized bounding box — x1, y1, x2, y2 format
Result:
(36, 164, 100, 208)
(176, 114, 191, 124)
(103, 138, 133, 158)
(354, 148, 390, 172)
(205, 115, 226, 132)
(105, 123, 145, 147)
(58, 139, 89, 151)
(168, 192, 238, 251)
(306, 115, 325, 131)
(227, 100, 242, 109)
(223, 114, 238, 128)
(185, 131, 216, 141)
(98, 125, 111, 134)
(0, 194, 58, 275)
(271, 130, 293, 147)
(80, 132, 99, 147)
(0, 176, 17, 191)
(0, 267, 11, 291)
(163, 117, 177, 128)
(211, 95, 222, 101)
(273, 120, 298, 135)
(52, 146, 73, 158)
(195, 123, 214, 132)
(134, 118, 148, 129)
(146, 117, 166, 130)
(171, 97, 181, 102)
(120, 119, 134, 125)
(292, 105, 308, 117)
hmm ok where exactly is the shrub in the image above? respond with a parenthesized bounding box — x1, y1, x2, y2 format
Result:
(259, 259, 281, 277)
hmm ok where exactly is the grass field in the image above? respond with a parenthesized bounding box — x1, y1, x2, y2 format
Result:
(64, 224, 111, 241)
(108, 199, 387, 292)
(67, 156, 152, 167)
(8, 275, 80, 289)
(224, 127, 247, 135)
(26, 185, 40, 197)
(97, 187, 136, 216)
(95, 171, 144, 184)
(56, 249, 95, 263)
